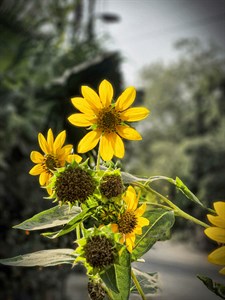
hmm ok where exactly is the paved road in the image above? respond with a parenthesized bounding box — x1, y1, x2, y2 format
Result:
(64, 239, 224, 300)
(132, 240, 223, 300)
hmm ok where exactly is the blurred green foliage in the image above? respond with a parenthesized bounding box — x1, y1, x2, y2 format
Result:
(125, 38, 225, 242)
(0, 1, 110, 299)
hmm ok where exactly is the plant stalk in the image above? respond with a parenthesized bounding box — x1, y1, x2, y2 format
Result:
(96, 142, 101, 170)
(144, 185, 209, 228)
(131, 269, 147, 300)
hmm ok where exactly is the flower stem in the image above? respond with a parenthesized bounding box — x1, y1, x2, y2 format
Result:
(76, 224, 81, 240)
(142, 184, 209, 229)
(131, 269, 147, 300)
(96, 143, 101, 170)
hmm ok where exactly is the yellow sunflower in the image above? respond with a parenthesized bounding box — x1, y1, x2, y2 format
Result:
(29, 129, 82, 186)
(111, 185, 149, 253)
(68, 79, 150, 161)
(204, 201, 225, 275)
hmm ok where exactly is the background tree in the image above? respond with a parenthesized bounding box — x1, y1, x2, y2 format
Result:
(125, 38, 225, 243)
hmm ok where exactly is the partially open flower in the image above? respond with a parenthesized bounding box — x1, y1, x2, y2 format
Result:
(111, 186, 149, 253)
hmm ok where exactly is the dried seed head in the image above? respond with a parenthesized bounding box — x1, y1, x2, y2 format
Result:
(88, 281, 105, 300)
(100, 174, 123, 199)
(55, 167, 96, 204)
(84, 235, 115, 269)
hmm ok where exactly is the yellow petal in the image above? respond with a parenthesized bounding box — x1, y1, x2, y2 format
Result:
(124, 186, 137, 210)
(111, 223, 119, 233)
(99, 134, 114, 161)
(115, 87, 136, 111)
(138, 216, 150, 227)
(99, 79, 113, 107)
(120, 107, 150, 122)
(29, 164, 44, 175)
(134, 226, 142, 235)
(71, 97, 95, 115)
(81, 85, 102, 111)
(30, 151, 44, 164)
(204, 227, 225, 243)
(125, 234, 136, 253)
(54, 130, 66, 151)
(78, 130, 101, 153)
(219, 266, 225, 275)
(207, 214, 225, 229)
(208, 246, 225, 265)
(111, 133, 125, 159)
(57, 144, 73, 159)
(39, 172, 50, 186)
(214, 201, 225, 219)
(68, 113, 96, 127)
(67, 154, 82, 164)
(38, 133, 49, 154)
(116, 125, 142, 140)
(135, 203, 147, 217)
(46, 129, 54, 151)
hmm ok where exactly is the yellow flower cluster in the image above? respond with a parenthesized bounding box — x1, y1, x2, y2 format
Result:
(29, 80, 150, 253)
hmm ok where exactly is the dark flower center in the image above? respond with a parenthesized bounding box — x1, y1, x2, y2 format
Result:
(97, 107, 121, 133)
(55, 167, 96, 204)
(100, 174, 123, 199)
(118, 211, 138, 234)
(44, 154, 59, 172)
(84, 235, 115, 268)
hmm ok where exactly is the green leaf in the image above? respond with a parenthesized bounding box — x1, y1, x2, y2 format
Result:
(131, 268, 158, 295)
(100, 265, 119, 293)
(42, 206, 95, 239)
(0, 249, 76, 267)
(175, 177, 205, 207)
(100, 249, 131, 299)
(13, 205, 81, 231)
(197, 275, 225, 299)
(132, 209, 175, 260)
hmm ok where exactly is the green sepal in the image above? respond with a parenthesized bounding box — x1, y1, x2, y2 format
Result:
(197, 275, 225, 299)
(13, 205, 81, 231)
(132, 208, 175, 260)
(0, 249, 76, 267)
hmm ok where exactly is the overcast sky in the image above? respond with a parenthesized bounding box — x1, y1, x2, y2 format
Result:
(95, 0, 225, 86)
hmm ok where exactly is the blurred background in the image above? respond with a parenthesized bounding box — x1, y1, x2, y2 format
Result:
(0, 0, 224, 299)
